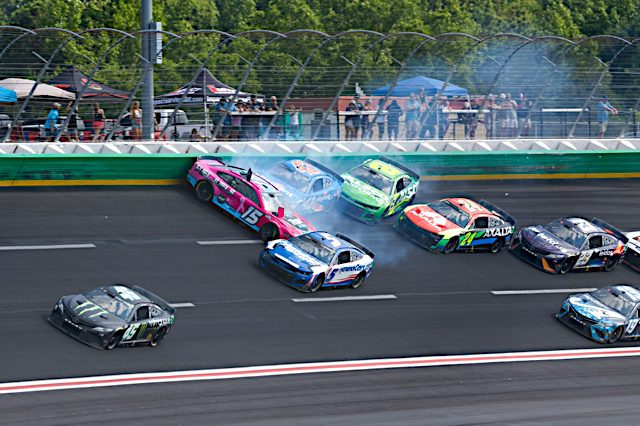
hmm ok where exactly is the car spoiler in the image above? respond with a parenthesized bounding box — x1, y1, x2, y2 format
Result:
(591, 218, 628, 244)
(378, 156, 420, 181)
(132, 286, 176, 315)
(305, 159, 344, 184)
(197, 155, 225, 165)
(336, 233, 375, 258)
(479, 199, 517, 226)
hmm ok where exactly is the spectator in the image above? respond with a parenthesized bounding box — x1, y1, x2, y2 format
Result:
(439, 98, 451, 139)
(344, 100, 359, 141)
(484, 94, 497, 139)
(92, 103, 106, 142)
(352, 95, 364, 139)
(458, 101, 476, 139)
(189, 128, 204, 142)
(44, 102, 61, 141)
(419, 97, 437, 139)
(405, 92, 420, 138)
(516, 93, 532, 137)
(360, 99, 373, 140)
(496, 93, 509, 138)
(231, 101, 244, 141)
(287, 104, 301, 140)
(65, 101, 79, 142)
(374, 99, 386, 140)
(597, 96, 618, 138)
(386, 99, 403, 140)
(268, 96, 278, 111)
(213, 98, 235, 140)
(130, 101, 142, 140)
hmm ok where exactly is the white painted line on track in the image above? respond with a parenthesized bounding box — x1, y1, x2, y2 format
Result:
(492, 288, 598, 295)
(169, 303, 195, 308)
(292, 295, 398, 303)
(3, 347, 640, 395)
(197, 240, 263, 246)
(0, 243, 96, 251)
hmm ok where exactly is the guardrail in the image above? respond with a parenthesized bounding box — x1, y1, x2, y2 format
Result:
(2, 139, 640, 186)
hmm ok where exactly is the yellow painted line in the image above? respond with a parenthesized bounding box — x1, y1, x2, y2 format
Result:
(0, 179, 182, 187)
(420, 172, 640, 181)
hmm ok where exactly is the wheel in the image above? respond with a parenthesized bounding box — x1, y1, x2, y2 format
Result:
(260, 223, 279, 242)
(309, 275, 324, 293)
(558, 257, 575, 275)
(195, 181, 214, 202)
(442, 237, 458, 254)
(350, 273, 366, 289)
(489, 238, 505, 253)
(604, 256, 619, 272)
(105, 331, 122, 350)
(609, 326, 623, 343)
(149, 327, 166, 348)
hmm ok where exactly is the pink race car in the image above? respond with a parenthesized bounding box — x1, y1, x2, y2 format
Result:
(187, 156, 315, 241)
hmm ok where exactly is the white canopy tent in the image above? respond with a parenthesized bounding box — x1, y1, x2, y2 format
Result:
(0, 78, 75, 100)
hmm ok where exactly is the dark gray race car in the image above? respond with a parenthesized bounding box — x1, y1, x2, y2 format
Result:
(48, 284, 175, 350)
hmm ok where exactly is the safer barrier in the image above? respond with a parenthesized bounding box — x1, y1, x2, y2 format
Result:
(2, 148, 640, 186)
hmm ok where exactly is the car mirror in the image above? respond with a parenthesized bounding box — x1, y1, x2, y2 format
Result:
(277, 207, 285, 218)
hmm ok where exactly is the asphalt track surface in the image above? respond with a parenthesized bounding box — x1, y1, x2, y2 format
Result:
(2, 179, 640, 425)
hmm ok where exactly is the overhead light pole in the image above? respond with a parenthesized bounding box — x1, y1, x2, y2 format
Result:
(141, 0, 154, 140)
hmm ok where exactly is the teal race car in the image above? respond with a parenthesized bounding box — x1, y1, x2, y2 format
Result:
(337, 156, 420, 224)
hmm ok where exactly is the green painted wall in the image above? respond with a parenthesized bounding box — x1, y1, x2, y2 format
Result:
(0, 151, 639, 185)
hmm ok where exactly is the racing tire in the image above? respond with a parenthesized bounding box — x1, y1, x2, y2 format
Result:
(195, 181, 214, 203)
(609, 326, 623, 343)
(604, 256, 619, 272)
(309, 275, 324, 293)
(260, 223, 279, 242)
(105, 331, 123, 350)
(442, 237, 458, 254)
(489, 238, 505, 254)
(350, 273, 366, 289)
(558, 258, 576, 275)
(149, 327, 166, 348)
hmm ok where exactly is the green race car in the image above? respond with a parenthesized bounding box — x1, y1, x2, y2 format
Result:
(338, 156, 420, 224)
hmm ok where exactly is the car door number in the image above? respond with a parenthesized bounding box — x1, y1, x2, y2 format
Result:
(240, 206, 264, 225)
(576, 251, 592, 266)
(122, 324, 141, 341)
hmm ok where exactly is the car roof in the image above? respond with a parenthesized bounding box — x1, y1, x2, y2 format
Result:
(307, 231, 358, 251)
(205, 161, 279, 194)
(445, 197, 494, 218)
(364, 159, 404, 179)
(610, 285, 640, 303)
(102, 284, 152, 305)
(282, 159, 326, 178)
(563, 217, 601, 234)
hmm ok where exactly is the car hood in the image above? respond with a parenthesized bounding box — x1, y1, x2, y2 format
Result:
(404, 205, 460, 233)
(522, 226, 579, 255)
(567, 294, 627, 323)
(270, 240, 325, 271)
(340, 174, 390, 207)
(64, 295, 126, 327)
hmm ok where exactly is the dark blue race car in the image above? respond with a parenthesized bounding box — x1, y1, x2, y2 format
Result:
(259, 231, 375, 292)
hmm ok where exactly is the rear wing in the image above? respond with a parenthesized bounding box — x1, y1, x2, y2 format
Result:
(197, 155, 225, 166)
(479, 199, 517, 226)
(336, 233, 375, 258)
(132, 286, 176, 315)
(591, 218, 628, 244)
(305, 159, 344, 184)
(378, 156, 420, 181)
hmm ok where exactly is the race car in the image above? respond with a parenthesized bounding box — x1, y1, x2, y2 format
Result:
(260, 159, 343, 213)
(187, 156, 315, 241)
(48, 284, 175, 350)
(510, 217, 627, 274)
(624, 231, 640, 272)
(338, 156, 420, 224)
(394, 197, 516, 253)
(259, 231, 375, 292)
(557, 285, 640, 343)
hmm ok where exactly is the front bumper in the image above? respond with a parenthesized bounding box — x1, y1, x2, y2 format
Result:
(259, 250, 315, 291)
(556, 305, 618, 343)
(509, 237, 563, 274)
(48, 308, 112, 350)
(623, 248, 640, 272)
(337, 195, 386, 224)
(394, 215, 442, 252)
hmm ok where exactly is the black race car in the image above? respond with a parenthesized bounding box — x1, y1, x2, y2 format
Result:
(48, 284, 175, 350)
(510, 217, 627, 274)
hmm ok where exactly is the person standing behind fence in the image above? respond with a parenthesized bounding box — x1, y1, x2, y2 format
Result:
(405, 93, 420, 139)
(344, 100, 358, 141)
(597, 96, 617, 138)
(92, 103, 106, 142)
(360, 99, 373, 140)
(130, 101, 142, 140)
(374, 99, 386, 140)
(65, 101, 79, 142)
(387, 99, 403, 141)
(287, 104, 301, 140)
(44, 102, 61, 142)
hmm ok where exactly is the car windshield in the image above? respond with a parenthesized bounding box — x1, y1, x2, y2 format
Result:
(543, 219, 586, 248)
(349, 165, 393, 194)
(84, 288, 133, 320)
(290, 234, 336, 264)
(268, 163, 310, 192)
(428, 200, 471, 227)
(261, 191, 288, 213)
(591, 288, 636, 317)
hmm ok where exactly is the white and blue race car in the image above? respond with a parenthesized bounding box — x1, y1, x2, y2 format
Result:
(259, 231, 374, 292)
(557, 285, 640, 343)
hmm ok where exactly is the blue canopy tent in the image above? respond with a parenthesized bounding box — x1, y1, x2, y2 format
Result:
(0, 86, 17, 103)
(372, 76, 468, 97)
